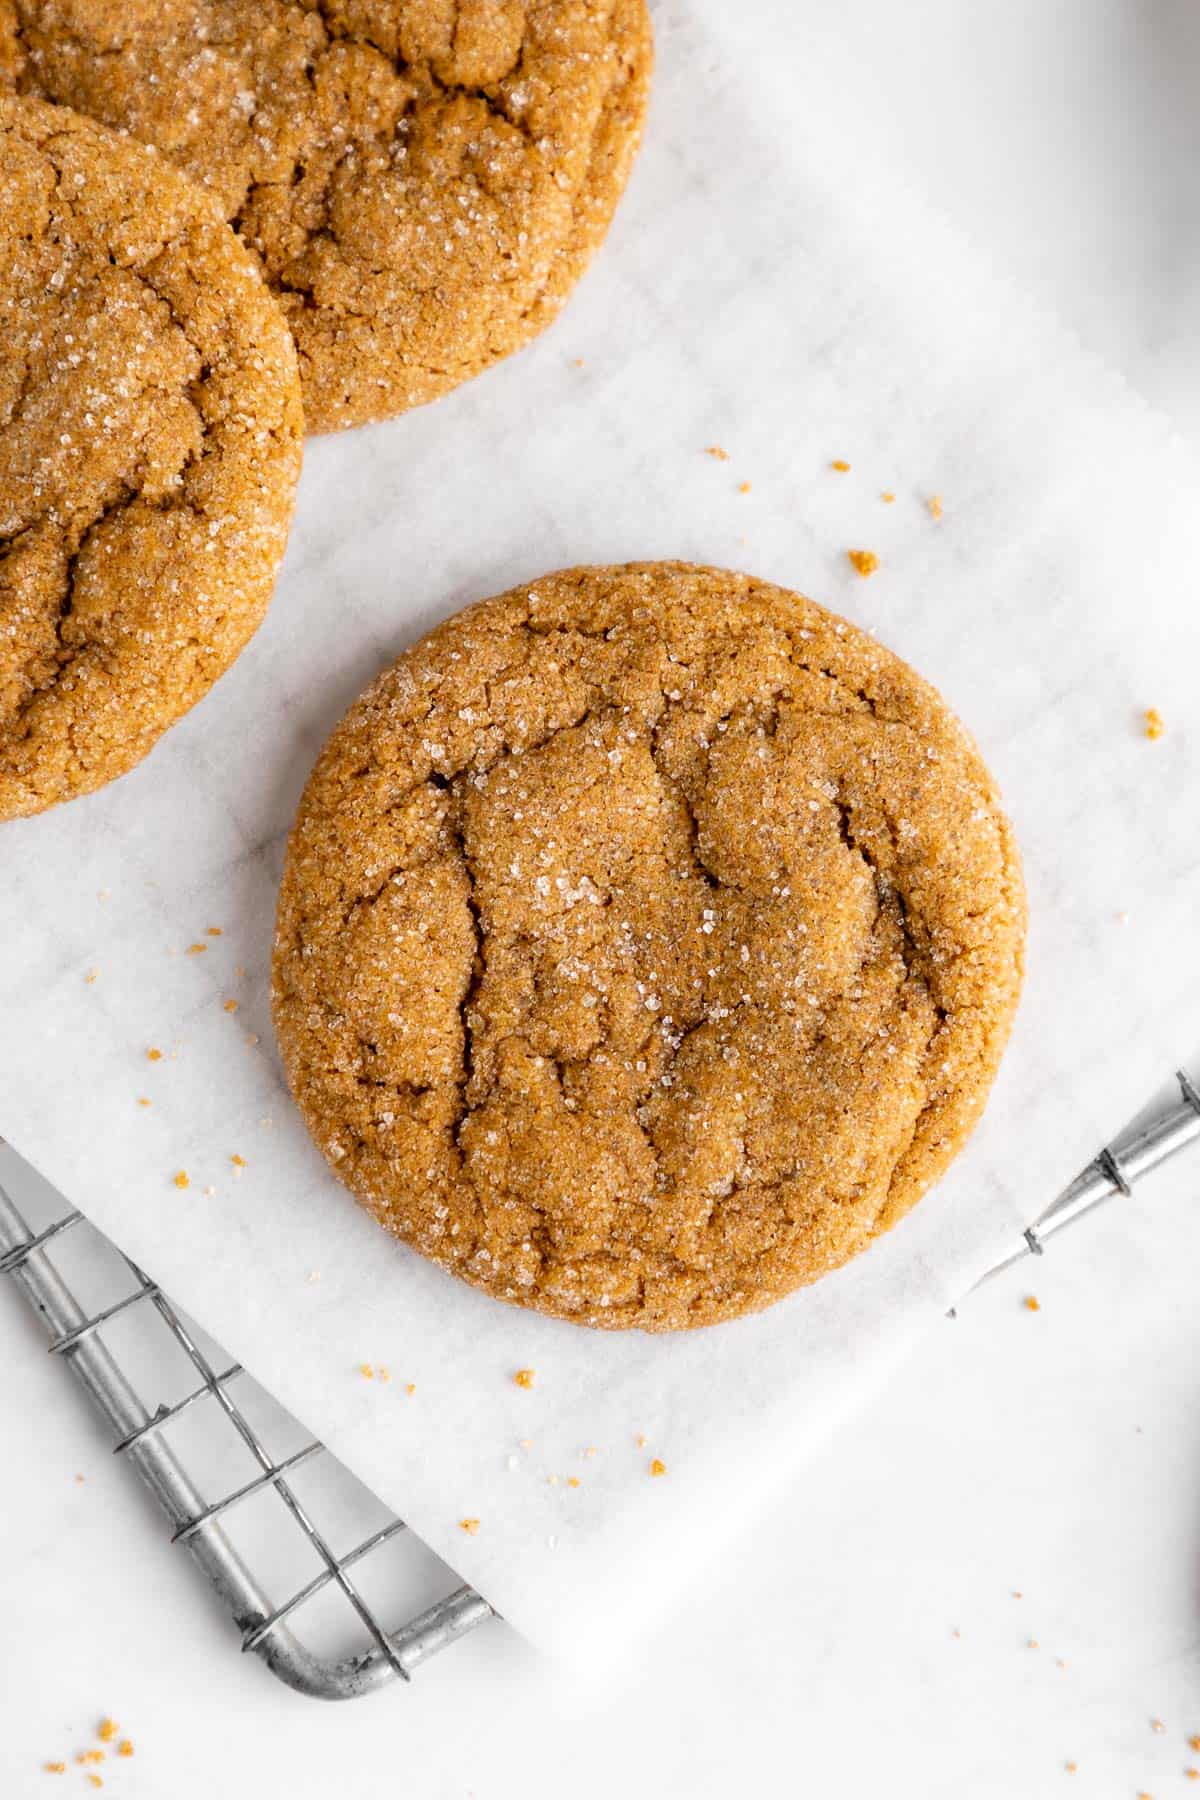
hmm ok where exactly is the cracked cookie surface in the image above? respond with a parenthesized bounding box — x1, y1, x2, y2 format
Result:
(0, 95, 303, 820)
(273, 562, 1026, 1331)
(1, 0, 653, 432)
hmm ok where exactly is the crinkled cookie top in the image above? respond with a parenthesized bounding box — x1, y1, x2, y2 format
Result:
(3, 1, 653, 430)
(273, 562, 1026, 1331)
(0, 94, 303, 819)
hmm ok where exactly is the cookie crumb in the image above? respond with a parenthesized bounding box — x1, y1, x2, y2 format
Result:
(137, 1097, 151, 1108)
(459, 1518, 480, 1535)
(231, 1153, 246, 1169)
(513, 1368, 536, 1389)
(635, 1433, 647, 1448)
(172, 1170, 189, 1190)
(76, 1752, 104, 1767)
(704, 445, 729, 461)
(927, 494, 944, 520)
(1064, 1763, 1077, 1775)
(146, 1047, 162, 1061)
(86, 1779, 102, 1792)
(649, 1458, 667, 1477)
(830, 459, 851, 472)
(116, 1744, 133, 1761)
(1027, 1637, 1039, 1649)
(96, 1723, 117, 1745)
(74, 1473, 85, 1484)
(307, 1270, 321, 1283)
(1024, 1296, 1040, 1312)
(847, 549, 879, 577)
(223, 998, 239, 1013)
(881, 491, 896, 503)
(358, 1363, 374, 1379)
(84, 968, 98, 985)
(737, 480, 752, 494)
(186, 942, 207, 954)
(1190, 1739, 1200, 1754)
(1145, 707, 1165, 740)
(44, 1764, 65, 1775)
(1012, 1590, 1023, 1598)
(567, 1477, 581, 1489)
(405, 1383, 416, 1396)
(518, 1438, 532, 1450)
(1152, 1719, 1166, 1734)
(1185, 1772, 1199, 1783)
(206, 926, 223, 936)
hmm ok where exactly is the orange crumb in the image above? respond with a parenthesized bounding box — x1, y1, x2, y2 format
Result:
(704, 445, 729, 461)
(186, 943, 207, 954)
(459, 1518, 480, 1535)
(44, 1764, 65, 1775)
(405, 1383, 416, 1396)
(137, 1097, 151, 1108)
(1024, 1296, 1040, 1312)
(378, 1367, 391, 1382)
(96, 1722, 117, 1744)
(927, 494, 944, 520)
(847, 549, 879, 577)
(649, 1458, 667, 1477)
(567, 1477, 581, 1489)
(881, 491, 896, 503)
(231, 1153, 246, 1168)
(1012, 1590, 1023, 1598)
(172, 1170, 189, 1190)
(76, 1752, 104, 1766)
(572, 357, 585, 368)
(1152, 1719, 1165, 1733)
(1145, 708, 1165, 740)
(1137, 1793, 1154, 1799)
(1185, 1773, 1199, 1784)
(737, 480, 752, 494)
(116, 1744, 133, 1760)
(1064, 1763, 1077, 1774)
(146, 1047, 162, 1062)
(583, 1446, 598, 1458)
(635, 1432, 647, 1448)
(206, 926, 222, 936)
(223, 998, 239, 1013)
(1191, 1739, 1200, 1754)
(74, 1473, 85, 1484)
(513, 1368, 536, 1389)
(85, 969, 98, 985)
(830, 459, 851, 472)
(358, 1363, 374, 1379)
(1027, 1638, 1039, 1649)
(86, 1780, 102, 1792)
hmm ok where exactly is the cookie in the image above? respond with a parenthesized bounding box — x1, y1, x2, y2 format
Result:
(273, 563, 1025, 1332)
(0, 96, 303, 822)
(2, 1, 654, 433)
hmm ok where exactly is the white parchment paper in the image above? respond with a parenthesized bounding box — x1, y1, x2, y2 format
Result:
(4, 1, 1200, 1668)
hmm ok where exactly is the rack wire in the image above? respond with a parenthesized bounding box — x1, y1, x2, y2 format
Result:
(3, 1068, 1199, 1699)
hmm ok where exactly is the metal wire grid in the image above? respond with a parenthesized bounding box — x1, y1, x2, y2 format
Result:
(3, 1069, 1199, 1700)
(0, 1157, 493, 1701)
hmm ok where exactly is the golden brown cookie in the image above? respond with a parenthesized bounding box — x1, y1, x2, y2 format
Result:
(0, 95, 303, 821)
(2, 1, 654, 433)
(273, 563, 1026, 1332)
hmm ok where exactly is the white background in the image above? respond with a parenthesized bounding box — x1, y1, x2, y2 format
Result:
(5, 2, 1200, 1794)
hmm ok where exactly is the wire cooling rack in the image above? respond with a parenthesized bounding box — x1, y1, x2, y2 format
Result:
(3, 1070, 1199, 1700)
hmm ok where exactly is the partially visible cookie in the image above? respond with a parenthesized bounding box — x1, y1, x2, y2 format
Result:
(273, 562, 1026, 1332)
(2, 1, 654, 432)
(0, 95, 303, 821)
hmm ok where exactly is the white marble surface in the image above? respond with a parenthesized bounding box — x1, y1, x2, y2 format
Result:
(5, 0, 1200, 1792)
